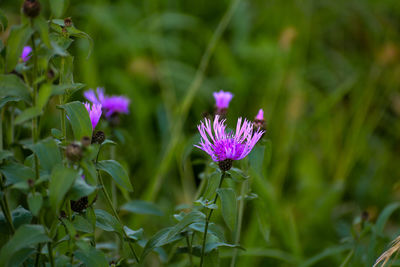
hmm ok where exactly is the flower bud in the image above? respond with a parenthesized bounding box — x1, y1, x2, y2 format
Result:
(70, 196, 88, 213)
(23, 0, 41, 18)
(218, 159, 233, 172)
(64, 17, 72, 27)
(81, 136, 91, 148)
(92, 131, 105, 144)
(65, 143, 82, 162)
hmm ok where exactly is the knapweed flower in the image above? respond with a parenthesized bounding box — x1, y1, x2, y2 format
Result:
(213, 90, 233, 110)
(21, 46, 32, 62)
(254, 108, 266, 131)
(84, 87, 130, 118)
(195, 115, 264, 171)
(84, 102, 102, 130)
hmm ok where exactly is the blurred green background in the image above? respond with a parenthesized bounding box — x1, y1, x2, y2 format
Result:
(2, 0, 400, 266)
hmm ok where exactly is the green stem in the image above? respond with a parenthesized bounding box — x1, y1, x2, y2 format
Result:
(60, 57, 66, 144)
(48, 242, 55, 267)
(230, 180, 248, 267)
(200, 172, 225, 267)
(186, 233, 193, 267)
(34, 244, 42, 267)
(31, 35, 39, 180)
(98, 172, 140, 263)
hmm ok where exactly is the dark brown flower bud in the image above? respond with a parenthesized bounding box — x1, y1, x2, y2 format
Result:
(214, 107, 227, 119)
(92, 131, 105, 144)
(70, 196, 88, 213)
(81, 136, 91, 148)
(64, 17, 72, 27)
(361, 211, 369, 222)
(46, 69, 55, 80)
(65, 143, 82, 162)
(23, 0, 41, 18)
(218, 159, 233, 172)
(27, 179, 35, 188)
(59, 210, 67, 219)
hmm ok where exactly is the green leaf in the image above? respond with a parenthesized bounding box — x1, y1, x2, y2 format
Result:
(0, 224, 51, 266)
(68, 177, 96, 201)
(15, 106, 42, 124)
(75, 242, 108, 267)
(27, 192, 43, 217)
(0, 96, 22, 109)
(73, 215, 93, 233)
(0, 206, 33, 234)
(37, 83, 52, 109)
(228, 167, 249, 181)
(52, 83, 85, 96)
(34, 16, 50, 48)
(249, 143, 269, 177)
(165, 211, 205, 243)
(96, 160, 133, 192)
(217, 188, 237, 232)
(0, 9, 8, 32)
(189, 222, 225, 242)
(26, 138, 62, 173)
(49, 165, 79, 213)
(375, 202, 400, 235)
(5, 24, 34, 72)
(80, 159, 97, 185)
(299, 244, 352, 267)
(0, 150, 13, 161)
(205, 242, 244, 253)
(0, 74, 31, 102)
(124, 226, 144, 241)
(204, 249, 220, 267)
(121, 200, 163, 216)
(141, 228, 173, 261)
(60, 101, 92, 140)
(0, 161, 35, 185)
(49, 0, 65, 18)
(94, 209, 122, 234)
(8, 248, 36, 267)
(203, 172, 221, 200)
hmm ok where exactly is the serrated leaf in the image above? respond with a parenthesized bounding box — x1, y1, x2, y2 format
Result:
(27, 192, 43, 217)
(0, 224, 51, 266)
(0, 74, 31, 102)
(15, 107, 42, 124)
(96, 160, 133, 192)
(5, 24, 34, 72)
(49, 165, 79, 213)
(61, 101, 92, 140)
(121, 200, 163, 216)
(217, 188, 237, 232)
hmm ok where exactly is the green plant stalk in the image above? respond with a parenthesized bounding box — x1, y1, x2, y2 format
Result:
(60, 57, 67, 143)
(31, 34, 40, 180)
(200, 172, 226, 267)
(110, 145, 120, 251)
(230, 180, 248, 267)
(186, 232, 193, 267)
(98, 172, 140, 263)
(48, 242, 55, 267)
(34, 244, 42, 267)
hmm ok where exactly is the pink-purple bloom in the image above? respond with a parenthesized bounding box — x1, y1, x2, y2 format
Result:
(255, 109, 264, 121)
(84, 102, 102, 130)
(21, 46, 32, 62)
(213, 90, 233, 110)
(195, 115, 264, 162)
(84, 88, 130, 118)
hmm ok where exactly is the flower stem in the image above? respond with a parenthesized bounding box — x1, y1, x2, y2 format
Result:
(200, 172, 226, 267)
(59, 57, 66, 144)
(31, 34, 39, 180)
(98, 172, 140, 263)
(48, 242, 55, 267)
(186, 233, 193, 267)
(230, 180, 248, 267)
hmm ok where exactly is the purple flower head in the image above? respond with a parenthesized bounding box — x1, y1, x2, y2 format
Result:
(213, 90, 233, 110)
(84, 87, 130, 118)
(21, 46, 32, 62)
(255, 109, 264, 121)
(84, 102, 102, 130)
(195, 115, 264, 162)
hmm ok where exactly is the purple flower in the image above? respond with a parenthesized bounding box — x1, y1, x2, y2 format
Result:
(195, 115, 264, 162)
(21, 46, 32, 62)
(84, 102, 102, 130)
(255, 109, 264, 121)
(213, 90, 233, 110)
(84, 88, 130, 118)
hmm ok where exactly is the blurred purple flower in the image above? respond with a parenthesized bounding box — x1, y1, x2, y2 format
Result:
(195, 115, 264, 162)
(84, 87, 130, 118)
(21, 46, 32, 62)
(213, 90, 233, 110)
(255, 109, 264, 121)
(84, 102, 102, 130)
